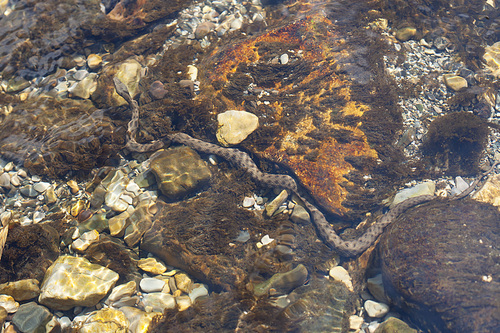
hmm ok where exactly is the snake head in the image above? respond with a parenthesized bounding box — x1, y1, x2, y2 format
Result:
(113, 77, 132, 102)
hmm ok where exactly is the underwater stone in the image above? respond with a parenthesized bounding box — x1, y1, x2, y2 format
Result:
(39, 255, 119, 310)
(12, 302, 52, 333)
(265, 190, 288, 217)
(150, 147, 211, 200)
(87, 54, 103, 69)
(141, 293, 176, 313)
(108, 210, 131, 237)
(107, 281, 137, 305)
(395, 27, 417, 41)
(379, 199, 500, 332)
(443, 74, 467, 91)
(290, 204, 310, 224)
(216, 110, 259, 146)
(0, 294, 18, 313)
(123, 205, 153, 247)
(483, 41, 500, 78)
(119, 306, 162, 333)
(176, 295, 192, 311)
(140, 278, 165, 293)
(79, 308, 129, 333)
(69, 73, 98, 99)
(0, 279, 40, 301)
(329, 266, 353, 292)
(253, 264, 308, 297)
(137, 257, 167, 275)
(374, 317, 417, 333)
(113, 59, 143, 106)
(473, 174, 500, 206)
(364, 300, 389, 318)
(390, 181, 435, 208)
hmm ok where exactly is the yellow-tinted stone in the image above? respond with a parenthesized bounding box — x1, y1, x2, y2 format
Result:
(108, 210, 131, 237)
(0, 279, 40, 301)
(473, 174, 500, 207)
(483, 41, 500, 77)
(87, 54, 103, 69)
(137, 258, 167, 275)
(79, 308, 129, 333)
(119, 306, 162, 333)
(39, 255, 119, 310)
(174, 273, 193, 293)
(175, 295, 192, 311)
(67, 180, 79, 194)
(107, 281, 137, 304)
(395, 27, 417, 41)
(443, 74, 468, 91)
(70, 200, 86, 217)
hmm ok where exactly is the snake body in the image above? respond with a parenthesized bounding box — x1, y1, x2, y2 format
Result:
(114, 77, 495, 257)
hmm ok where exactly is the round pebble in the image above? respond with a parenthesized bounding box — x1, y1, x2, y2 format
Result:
(139, 278, 165, 293)
(364, 300, 390, 318)
(242, 196, 255, 208)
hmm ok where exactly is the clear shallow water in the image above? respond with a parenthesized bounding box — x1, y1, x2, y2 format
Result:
(0, 0, 498, 332)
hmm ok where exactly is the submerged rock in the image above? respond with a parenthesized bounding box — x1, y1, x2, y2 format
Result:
(150, 147, 211, 200)
(379, 199, 500, 332)
(39, 255, 119, 310)
(216, 110, 259, 146)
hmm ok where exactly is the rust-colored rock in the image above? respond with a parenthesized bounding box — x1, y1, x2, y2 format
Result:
(196, 12, 402, 219)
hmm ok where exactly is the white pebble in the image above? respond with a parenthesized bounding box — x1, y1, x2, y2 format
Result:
(260, 234, 274, 245)
(280, 53, 289, 65)
(140, 277, 166, 293)
(34, 182, 51, 193)
(364, 300, 389, 318)
(242, 196, 255, 208)
(329, 266, 353, 291)
(349, 315, 364, 331)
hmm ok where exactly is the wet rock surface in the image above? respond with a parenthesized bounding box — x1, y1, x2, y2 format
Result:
(379, 199, 500, 332)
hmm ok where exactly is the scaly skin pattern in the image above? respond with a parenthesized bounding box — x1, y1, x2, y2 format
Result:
(114, 77, 495, 257)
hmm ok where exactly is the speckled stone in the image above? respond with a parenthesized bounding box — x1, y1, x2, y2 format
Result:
(0, 279, 40, 301)
(150, 147, 211, 200)
(79, 308, 129, 333)
(39, 255, 119, 310)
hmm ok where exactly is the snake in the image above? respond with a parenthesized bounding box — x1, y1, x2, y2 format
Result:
(114, 77, 497, 257)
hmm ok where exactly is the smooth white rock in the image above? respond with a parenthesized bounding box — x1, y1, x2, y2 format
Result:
(0, 294, 19, 313)
(34, 182, 51, 193)
(260, 234, 274, 245)
(364, 300, 389, 318)
(349, 315, 364, 331)
(188, 284, 209, 303)
(242, 197, 255, 208)
(139, 278, 165, 293)
(329, 266, 353, 292)
(280, 53, 289, 64)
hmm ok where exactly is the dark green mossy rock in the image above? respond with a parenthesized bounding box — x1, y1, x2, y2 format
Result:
(422, 112, 489, 175)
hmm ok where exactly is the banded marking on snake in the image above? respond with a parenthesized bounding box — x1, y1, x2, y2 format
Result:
(114, 77, 497, 257)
